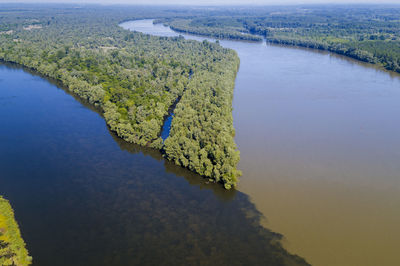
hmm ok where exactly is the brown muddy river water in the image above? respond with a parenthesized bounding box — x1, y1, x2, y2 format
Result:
(120, 19, 400, 266)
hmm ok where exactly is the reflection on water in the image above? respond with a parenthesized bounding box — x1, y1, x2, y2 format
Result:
(121, 19, 400, 266)
(0, 64, 308, 265)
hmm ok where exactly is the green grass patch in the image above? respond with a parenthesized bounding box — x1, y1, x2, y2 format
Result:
(0, 196, 32, 266)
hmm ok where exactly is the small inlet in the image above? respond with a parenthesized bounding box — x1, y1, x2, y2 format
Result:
(161, 113, 174, 141)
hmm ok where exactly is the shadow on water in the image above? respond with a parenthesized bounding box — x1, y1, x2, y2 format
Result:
(109, 130, 237, 202)
(0, 62, 309, 265)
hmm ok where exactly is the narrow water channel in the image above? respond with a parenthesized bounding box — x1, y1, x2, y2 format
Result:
(161, 113, 173, 141)
(120, 19, 400, 266)
(161, 71, 191, 141)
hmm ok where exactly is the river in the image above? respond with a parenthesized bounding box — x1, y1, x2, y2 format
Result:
(120, 19, 400, 266)
(0, 61, 306, 265)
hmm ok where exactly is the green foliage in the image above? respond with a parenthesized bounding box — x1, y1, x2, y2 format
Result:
(0, 5, 241, 188)
(159, 5, 400, 73)
(158, 18, 262, 42)
(164, 42, 241, 189)
(0, 196, 32, 266)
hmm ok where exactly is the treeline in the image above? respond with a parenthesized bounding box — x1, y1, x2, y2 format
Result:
(156, 5, 400, 73)
(0, 196, 32, 265)
(247, 6, 400, 73)
(0, 6, 241, 188)
(158, 19, 262, 42)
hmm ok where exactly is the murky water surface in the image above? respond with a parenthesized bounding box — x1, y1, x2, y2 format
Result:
(121, 19, 400, 266)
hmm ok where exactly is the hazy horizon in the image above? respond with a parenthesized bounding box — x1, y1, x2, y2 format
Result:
(1, 0, 399, 6)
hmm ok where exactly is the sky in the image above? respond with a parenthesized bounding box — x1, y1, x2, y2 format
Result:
(1, 0, 399, 5)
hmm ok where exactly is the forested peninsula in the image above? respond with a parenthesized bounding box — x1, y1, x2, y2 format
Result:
(0, 197, 31, 266)
(0, 6, 241, 189)
(157, 5, 400, 73)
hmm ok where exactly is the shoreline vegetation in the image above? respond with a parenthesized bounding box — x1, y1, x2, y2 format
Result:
(0, 6, 241, 189)
(153, 18, 263, 42)
(0, 196, 32, 266)
(156, 5, 400, 74)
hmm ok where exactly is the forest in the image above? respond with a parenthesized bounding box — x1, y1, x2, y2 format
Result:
(158, 5, 400, 73)
(0, 196, 32, 265)
(0, 5, 241, 188)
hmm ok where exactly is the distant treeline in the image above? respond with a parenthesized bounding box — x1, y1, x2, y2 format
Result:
(0, 196, 32, 265)
(154, 18, 262, 42)
(0, 6, 241, 188)
(157, 5, 400, 73)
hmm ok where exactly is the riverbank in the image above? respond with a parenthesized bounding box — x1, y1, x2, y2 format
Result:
(0, 196, 31, 266)
(157, 27, 400, 75)
(264, 37, 400, 74)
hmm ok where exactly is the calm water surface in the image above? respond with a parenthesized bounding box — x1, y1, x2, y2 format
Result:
(121, 20, 400, 266)
(0, 63, 307, 265)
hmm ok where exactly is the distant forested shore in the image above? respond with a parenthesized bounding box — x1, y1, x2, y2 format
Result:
(153, 18, 263, 42)
(156, 5, 400, 73)
(0, 6, 241, 188)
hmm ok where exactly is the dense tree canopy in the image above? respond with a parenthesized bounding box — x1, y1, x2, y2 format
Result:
(0, 5, 241, 188)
